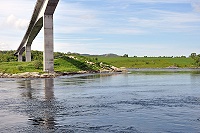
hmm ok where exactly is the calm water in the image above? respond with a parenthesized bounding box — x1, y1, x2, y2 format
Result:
(0, 72, 200, 133)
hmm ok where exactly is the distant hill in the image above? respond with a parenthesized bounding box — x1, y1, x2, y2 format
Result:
(81, 53, 119, 57)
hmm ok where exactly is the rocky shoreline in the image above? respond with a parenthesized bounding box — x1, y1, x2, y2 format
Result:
(0, 72, 59, 78)
(0, 67, 127, 78)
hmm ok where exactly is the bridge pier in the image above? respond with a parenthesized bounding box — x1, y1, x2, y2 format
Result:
(15, 0, 59, 72)
(26, 45, 31, 62)
(18, 47, 25, 62)
(43, 15, 54, 72)
(18, 54, 23, 62)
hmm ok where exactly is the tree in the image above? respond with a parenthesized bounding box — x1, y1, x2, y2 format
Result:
(32, 50, 43, 61)
(0, 50, 17, 62)
(190, 53, 200, 67)
(123, 54, 128, 57)
(190, 53, 197, 59)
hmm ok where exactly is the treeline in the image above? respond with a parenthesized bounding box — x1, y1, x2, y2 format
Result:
(0, 51, 17, 62)
(190, 53, 200, 67)
(0, 50, 66, 62)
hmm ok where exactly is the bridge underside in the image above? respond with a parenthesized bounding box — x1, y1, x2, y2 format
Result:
(15, 0, 59, 72)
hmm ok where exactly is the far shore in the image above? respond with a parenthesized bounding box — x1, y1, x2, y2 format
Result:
(128, 68, 200, 72)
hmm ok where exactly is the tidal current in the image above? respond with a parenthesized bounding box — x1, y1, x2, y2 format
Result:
(0, 72, 200, 133)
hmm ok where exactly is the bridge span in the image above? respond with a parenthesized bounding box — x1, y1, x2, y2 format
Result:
(14, 0, 59, 72)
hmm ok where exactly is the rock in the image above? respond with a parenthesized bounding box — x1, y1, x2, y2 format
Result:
(18, 72, 31, 78)
(3, 73, 10, 78)
(29, 72, 40, 78)
(40, 74, 49, 78)
(12, 74, 19, 78)
(40, 73, 56, 78)
(0, 73, 3, 78)
(78, 71, 88, 74)
(166, 66, 179, 69)
(100, 69, 111, 73)
(85, 61, 94, 65)
(118, 67, 127, 72)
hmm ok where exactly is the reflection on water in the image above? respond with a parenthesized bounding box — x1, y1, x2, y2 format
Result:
(0, 72, 200, 132)
(60, 73, 116, 86)
(44, 78, 54, 101)
(16, 78, 56, 130)
(19, 80, 32, 98)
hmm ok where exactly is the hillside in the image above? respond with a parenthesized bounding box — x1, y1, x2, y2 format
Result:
(0, 51, 200, 76)
(0, 52, 122, 75)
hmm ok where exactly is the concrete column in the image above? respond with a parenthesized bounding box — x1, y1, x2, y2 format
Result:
(26, 45, 31, 62)
(18, 47, 25, 62)
(43, 15, 54, 72)
(18, 53, 23, 62)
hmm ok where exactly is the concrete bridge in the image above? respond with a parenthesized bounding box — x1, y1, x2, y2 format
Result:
(14, 0, 59, 72)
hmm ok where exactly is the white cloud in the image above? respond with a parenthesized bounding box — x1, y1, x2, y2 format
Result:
(55, 37, 102, 41)
(54, 3, 100, 34)
(111, 0, 189, 4)
(0, 1, 33, 31)
(191, 0, 200, 12)
(6, 14, 15, 24)
(100, 27, 146, 35)
(55, 26, 92, 34)
(54, 0, 200, 35)
(5, 14, 29, 30)
(0, 42, 11, 50)
(129, 10, 200, 32)
(0, 1, 34, 16)
(15, 18, 29, 30)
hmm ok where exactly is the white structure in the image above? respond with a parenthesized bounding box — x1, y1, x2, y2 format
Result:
(15, 0, 59, 72)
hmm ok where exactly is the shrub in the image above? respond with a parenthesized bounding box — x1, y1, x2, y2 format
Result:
(16, 65, 23, 71)
(33, 60, 42, 69)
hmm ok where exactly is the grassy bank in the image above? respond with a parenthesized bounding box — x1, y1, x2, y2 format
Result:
(0, 55, 198, 74)
(96, 57, 195, 68)
(0, 55, 107, 74)
(0, 62, 41, 74)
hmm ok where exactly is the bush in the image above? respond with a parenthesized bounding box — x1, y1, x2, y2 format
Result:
(16, 65, 23, 71)
(33, 60, 42, 69)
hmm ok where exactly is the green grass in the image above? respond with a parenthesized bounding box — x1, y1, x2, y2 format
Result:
(96, 57, 195, 68)
(54, 55, 101, 72)
(54, 58, 81, 72)
(0, 56, 197, 74)
(0, 55, 102, 74)
(0, 62, 43, 74)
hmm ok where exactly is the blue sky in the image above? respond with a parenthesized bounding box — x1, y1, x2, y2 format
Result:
(0, 0, 200, 56)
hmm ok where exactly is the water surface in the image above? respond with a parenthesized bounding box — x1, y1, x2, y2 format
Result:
(0, 72, 200, 132)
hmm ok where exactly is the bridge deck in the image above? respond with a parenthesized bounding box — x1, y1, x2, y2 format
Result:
(15, 0, 45, 55)
(14, 0, 59, 72)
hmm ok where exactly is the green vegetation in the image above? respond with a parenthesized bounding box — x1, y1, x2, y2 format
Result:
(54, 54, 101, 72)
(0, 50, 17, 62)
(190, 53, 200, 67)
(33, 60, 43, 69)
(96, 56, 195, 68)
(0, 62, 42, 74)
(0, 50, 199, 74)
(0, 51, 104, 74)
